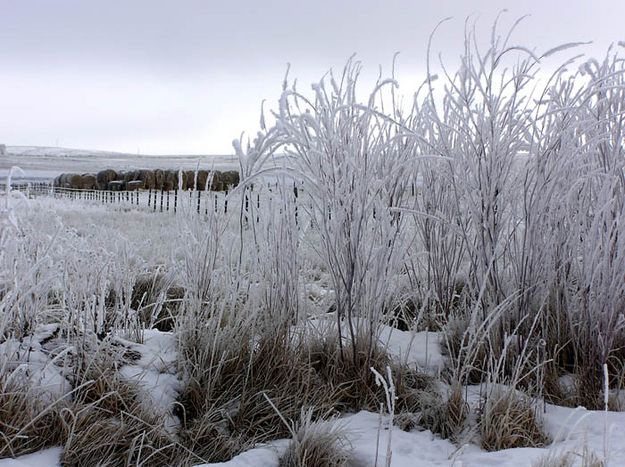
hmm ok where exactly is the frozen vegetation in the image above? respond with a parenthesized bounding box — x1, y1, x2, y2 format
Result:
(1, 20, 625, 466)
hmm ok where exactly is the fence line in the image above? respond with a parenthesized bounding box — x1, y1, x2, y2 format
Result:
(0, 181, 304, 219)
(1, 181, 412, 228)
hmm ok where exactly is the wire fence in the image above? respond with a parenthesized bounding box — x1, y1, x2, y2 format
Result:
(0, 181, 303, 220)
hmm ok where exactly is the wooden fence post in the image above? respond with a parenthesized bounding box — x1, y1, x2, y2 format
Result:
(294, 184, 299, 225)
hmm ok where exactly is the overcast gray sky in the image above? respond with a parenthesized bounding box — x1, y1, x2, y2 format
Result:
(1, 0, 623, 155)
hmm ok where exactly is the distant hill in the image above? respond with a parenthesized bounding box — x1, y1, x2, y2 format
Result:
(1, 146, 238, 182)
(5, 146, 134, 158)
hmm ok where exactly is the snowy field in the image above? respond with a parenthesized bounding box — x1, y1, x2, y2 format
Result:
(1, 189, 623, 466)
(0, 146, 238, 182)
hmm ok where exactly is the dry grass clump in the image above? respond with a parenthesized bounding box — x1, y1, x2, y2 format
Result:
(176, 320, 436, 463)
(417, 384, 469, 441)
(177, 329, 335, 463)
(61, 408, 177, 467)
(61, 352, 179, 466)
(131, 271, 185, 332)
(441, 314, 488, 385)
(532, 448, 606, 467)
(532, 452, 576, 467)
(0, 345, 176, 465)
(479, 388, 550, 451)
(304, 329, 436, 413)
(535, 303, 625, 410)
(280, 410, 352, 467)
(386, 297, 420, 332)
(67, 337, 141, 409)
(177, 408, 249, 464)
(305, 331, 390, 412)
(0, 384, 67, 459)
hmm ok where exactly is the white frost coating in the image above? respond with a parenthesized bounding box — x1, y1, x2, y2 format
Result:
(302, 316, 445, 373)
(378, 326, 445, 373)
(0, 326, 71, 404)
(193, 446, 281, 467)
(0, 447, 63, 467)
(118, 330, 181, 432)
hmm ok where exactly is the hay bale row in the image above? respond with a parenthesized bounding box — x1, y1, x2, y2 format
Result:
(53, 169, 239, 192)
(53, 173, 97, 190)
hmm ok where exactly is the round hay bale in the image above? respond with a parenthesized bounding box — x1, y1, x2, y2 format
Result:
(223, 170, 240, 189)
(96, 169, 117, 190)
(124, 170, 139, 183)
(210, 170, 223, 191)
(69, 173, 84, 189)
(137, 170, 155, 190)
(185, 170, 195, 191)
(81, 174, 97, 190)
(154, 170, 165, 189)
(164, 170, 178, 191)
(58, 173, 72, 188)
(195, 170, 208, 191)
(53, 175, 62, 187)
(196, 170, 209, 191)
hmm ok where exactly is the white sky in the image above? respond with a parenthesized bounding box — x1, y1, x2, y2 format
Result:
(0, 0, 623, 155)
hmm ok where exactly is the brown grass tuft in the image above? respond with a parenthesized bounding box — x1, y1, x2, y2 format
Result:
(61, 408, 178, 467)
(304, 329, 435, 413)
(479, 388, 550, 451)
(177, 330, 335, 462)
(417, 384, 468, 441)
(280, 410, 352, 467)
(532, 447, 606, 467)
(0, 385, 67, 459)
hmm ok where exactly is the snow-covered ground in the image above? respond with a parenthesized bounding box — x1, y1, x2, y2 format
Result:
(0, 322, 623, 467)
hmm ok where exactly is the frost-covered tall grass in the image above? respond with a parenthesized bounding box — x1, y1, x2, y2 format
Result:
(235, 19, 625, 408)
(236, 59, 414, 367)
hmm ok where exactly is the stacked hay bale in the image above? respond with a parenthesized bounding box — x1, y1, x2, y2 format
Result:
(58, 173, 77, 188)
(184, 170, 196, 190)
(123, 171, 139, 184)
(96, 170, 118, 190)
(137, 170, 155, 190)
(126, 180, 143, 191)
(210, 171, 224, 191)
(154, 170, 165, 190)
(108, 181, 125, 191)
(163, 170, 178, 191)
(56, 173, 68, 187)
(81, 174, 97, 190)
(196, 170, 209, 191)
(208, 170, 239, 191)
(51, 168, 239, 192)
